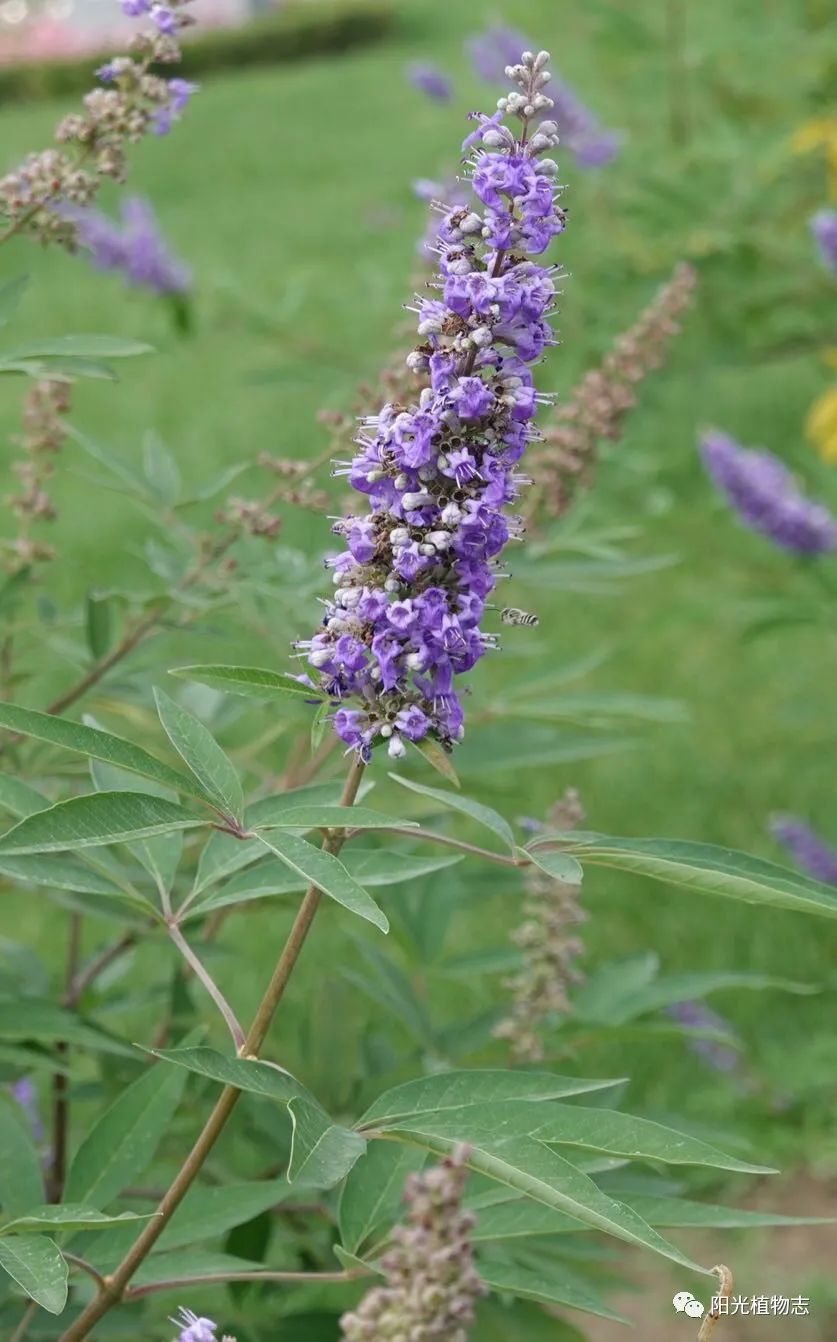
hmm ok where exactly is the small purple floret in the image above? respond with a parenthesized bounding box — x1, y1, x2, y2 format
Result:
(700, 430, 837, 555)
(72, 195, 191, 296)
(666, 1001, 740, 1074)
(811, 209, 837, 272)
(407, 62, 453, 102)
(771, 815, 837, 885)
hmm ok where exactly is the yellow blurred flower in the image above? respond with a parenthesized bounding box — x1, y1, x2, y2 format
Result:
(792, 117, 837, 198)
(807, 385, 837, 463)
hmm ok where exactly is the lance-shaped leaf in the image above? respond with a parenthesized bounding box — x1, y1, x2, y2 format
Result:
(7, 335, 152, 360)
(0, 792, 205, 855)
(0, 1207, 154, 1236)
(0, 702, 198, 798)
(64, 1061, 189, 1209)
(0, 999, 133, 1057)
(287, 1095, 366, 1189)
(0, 1098, 44, 1217)
(0, 853, 147, 907)
(540, 832, 837, 919)
(338, 1142, 426, 1255)
(0, 1234, 68, 1314)
(358, 1070, 626, 1130)
(524, 847, 584, 885)
(388, 774, 514, 852)
(626, 1194, 837, 1230)
(257, 832, 388, 933)
(145, 1045, 311, 1106)
(131, 1249, 263, 1289)
(253, 806, 415, 834)
(477, 1259, 629, 1324)
(0, 773, 48, 819)
(383, 1102, 773, 1175)
(375, 1126, 709, 1274)
(170, 664, 323, 701)
(154, 689, 244, 822)
(574, 965, 816, 1027)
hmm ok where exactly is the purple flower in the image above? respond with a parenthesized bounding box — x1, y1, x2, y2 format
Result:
(153, 77, 199, 134)
(811, 209, 837, 272)
(666, 1001, 740, 1074)
(170, 1307, 235, 1342)
(297, 52, 565, 760)
(72, 196, 191, 296)
(407, 62, 453, 102)
(770, 815, 837, 885)
(9, 1077, 44, 1143)
(120, 0, 150, 14)
(700, 430, 837, 555)
(467, 24, 622, 169)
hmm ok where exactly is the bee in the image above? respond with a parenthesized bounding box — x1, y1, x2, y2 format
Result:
(500, 607, 540, 628)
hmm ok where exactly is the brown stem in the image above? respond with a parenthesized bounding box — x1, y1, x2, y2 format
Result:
(125, 1266, 367, 1300)
(67, 927, 143, 1006)
(45, 608, 163, 718)
(10, 1301, 37, 1342)
(698, 1265, 734, 1341)
(58, 756, 366, 1342)
(63, 1253, 108, 1292)
(49, 911, 82, 1202)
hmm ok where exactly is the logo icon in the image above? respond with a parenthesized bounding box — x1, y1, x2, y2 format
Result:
(673, 1291, 705, 1319)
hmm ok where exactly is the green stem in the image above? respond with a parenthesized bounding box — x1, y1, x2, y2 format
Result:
(57, 756, 366, 1342)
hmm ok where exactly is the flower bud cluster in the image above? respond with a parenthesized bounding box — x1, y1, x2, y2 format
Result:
(340, 1146, 487, 1342)
(2, 380, 70, 574)
(530, 262, 696, 520)
(495, 790, 587, 1063)
(298, 53, 567, 760)
(0, 0, 197, 248)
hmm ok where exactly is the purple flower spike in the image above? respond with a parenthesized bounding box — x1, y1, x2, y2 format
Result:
(407, 62, 453, 102)
(297, 51, 567, 761)
(811, 209, 837, 272)
(699, 430, 837, 555)
(771, 815, 837, 885)
(72, 195, 191, 296)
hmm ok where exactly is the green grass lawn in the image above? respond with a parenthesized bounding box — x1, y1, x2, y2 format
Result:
(1, 0, 837, 1176)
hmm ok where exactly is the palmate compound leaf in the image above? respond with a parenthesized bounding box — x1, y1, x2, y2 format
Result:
(538, 832, 837, 919)
(366, 1126, 710, 1275)
(0, 701, 201, 799)
(357, 1070, 628, 1129)
(388, 773, 515, 852)
(256, 832, 388, 932)
(0, 1234, 68, 1314)
(153, 688, 244, 823)
(0, 792, 207, 856)
(375, 1102, 774, 1176)
(64, 1058, 189, 1210)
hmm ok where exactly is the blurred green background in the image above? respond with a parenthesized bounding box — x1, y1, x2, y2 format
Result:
(1, 0, 836, 1333)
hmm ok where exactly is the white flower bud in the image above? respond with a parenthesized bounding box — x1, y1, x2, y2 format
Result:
(419, 543, 436, 556)
(458, 212, 483, 235)
(379, 723, 393, 737)
(482, 129, 505, 147)
(441, 502, 462, 525)
(384, 577, 401, 592)
(387, 734, 406, 759)
(539, 120, 559, 136)
(406, 350, 427, 372)
(309, 648, 331, 668)
(533, 92, 553, 111)
(535, 50, 550, 68)
(470, 325, 493, 347)
(426, 531, 451, 549)
(402, 491, 431, 511)
(405, 652, 424, 670)
(389, 526, 409, 545)
(394, 473, 408, 491)
(417, 317, 442, 336)
(538, 158, 559, 176)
